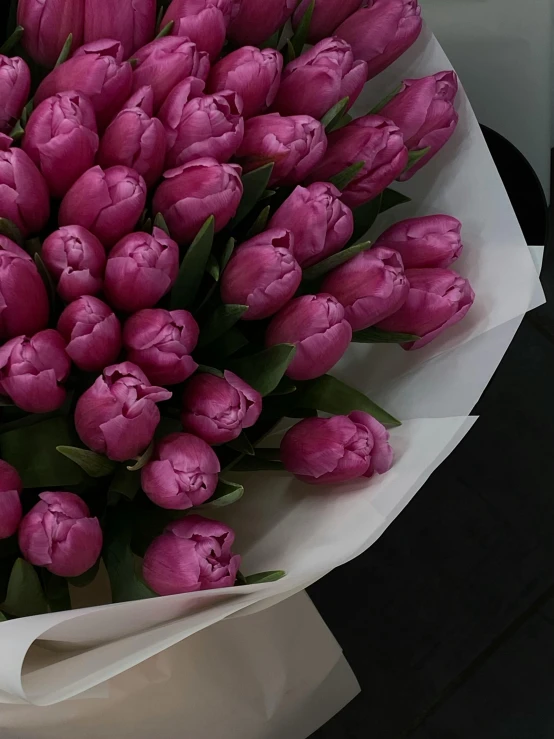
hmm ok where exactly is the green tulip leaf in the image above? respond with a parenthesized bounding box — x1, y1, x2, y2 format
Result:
(226, 432, 255, 456)
(290, 0, 315, 57)
(43, 572, 71, 613)
(269, 377, 297, 396)
(228, 344, 296, 396)
(370, 84, 403, 114)
(245, 204, 271, 239)
(34, 252, 56, 307)
(57, 446, 117, 478)
(303, 240, 372, 281)
(153, 212, 170, 236)
(205, 479, 245, 508)
(351, 196, 383, 243)
(403, 146, 431, 174)
(321, 96, 350, 132)
(55, 33, 73, 67)
(108, 466, 141, 503)
(244, 571, 286, 585)
(232, 456, 285, 472)
(2, 559, 48, 618)
(199, 304, 248, 347)
(0, 25, 24, 56)
(0, 218, 22, 246)
(352, 327, 420, 344)
(127, 441, 154, 472)
(329, 161, 365, 191)
(206, 253, 220, 282)
(380, 188, 411, 213)
(103, 508, 155, 604)
(231, 163, 275, 227)
(68, 559, 100, 588)
(155, 20, 174, 40)
(221, 237, 236, 270)
(0, 612, 6, 623)
(170, 215, 215, 310)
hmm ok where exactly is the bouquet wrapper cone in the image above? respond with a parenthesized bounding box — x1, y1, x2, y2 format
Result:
(0, 24, 545, 732)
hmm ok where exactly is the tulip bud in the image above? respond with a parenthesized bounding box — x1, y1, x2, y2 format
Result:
(266, 294, 352, 381)
(380, 72, 459, 180)
(377, 267, 475, 349)
(162, 0, 240, 61)
(336, 0, 423, 81)
(84, 0, 157, 60)
(208, 47, 283, 119)
(143, 515, 241, 594)
(181, 370, 262, 445)
(281, 411, 393, 484)
(141, 433, 220, 510)
(0, 461, 22, 540)
(293, 0, 363, 43)
(18, 0, 85, 68)
(237, 113, 327, 186)
(0, 236, 49, 339)
(0, 56, 31, 135)
(273, 38, 367, 120)
(122, 85, 155, 116)
(228, 0, 297, 47)
(59, 165, 147, 248)
(123, 308, 199, 385)
(131, 37, 210, 112)
(220, 229, 301, 320)
(0, 330, 71, 413)
(269, 182, 353, 268)
(153, 157, 243, 244)
(75, 362, 172, 461)
(42, 226, 106, 303)
(375, 215, 463, 269)
(160, 88, 244, 169)
(18, 492, 102, 578)
(57, 296, 122, 372)
(104, 227, 179, 313)
(72, 38, 125, 62)
(307, 114, 408, 208)
(0, 144, 50, 237)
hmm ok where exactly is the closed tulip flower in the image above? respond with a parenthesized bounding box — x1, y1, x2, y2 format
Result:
(269, 182, 353, 267)
(75, 362, 172, 461)
(72, 38, 125, 62)
(380, 72, 459, 180)
(141, 433, 220, 510)
(153, 158, 243, 244)
(18, 0, 85, 68)
(123, 308, 199, 385)
(122, 85, 155, 116)
(237, 113, 327, 186)
(84, 0, 157, 60)
(375, 215, 463, 269)
(322, 247, 409, 330)
(59, 165, 147, 248)
(293, 0, 363, 43)
(42, 226, 106, 302)
(0, 330, 71, 413)
(220, 229, 302, 320)
(181, 370, 262, 445)
(208, 47, 283, 119)
(57, 296, 122, 372)
(273, 38, 367, 120)
(336, 0, 423, 81)
(143, 515, 240, 595)
(307, 114, 408, 207)
(19, 492, 102, 578)
(228, 0, 296, 47)
(104, 228, 179, 313)
(162, 0, 240, 61)
(0, 56, 31, 135)
(377, 268, 475, 349)
(0, 142, 50, 237)
(351, 411, 394, 478)
(0, 461, 22, 540)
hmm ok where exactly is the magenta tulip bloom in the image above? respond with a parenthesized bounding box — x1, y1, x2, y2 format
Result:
(0, 56, 31, 135)
(238, 113, 327, 186)
(322, 247, 409, 331)
(181, 370, 262, 445)
(336, 0, 423, 81)
(162, 0, 240, 60)
(59, 165, 147, 248)
(273, 38, 367, 120)
(375, 215, 463, 269)
(42, 226, 106, 302)
(228, 0, 296, 47)
(308, 115, 408, 208)
(0, 236, 49, 339)
(18, 0, 85, 68)
(266, 294, 352, 381)
(0, 330, 71, 413)
(123, 308, 199, 385)
(209, 47, 283, 119)
(153, 158, 243, 244)
(131, 37, 210, 112)
(293, 0, 363, 43)
(84, 0, 157, 59)
(104, 227, 179, 313)
(122, 85, 155, 116)
(269, 182, 353, 268)
(352, 411, 394, 478)
(19, 492, 102, 578)
(221, 229, 301, 320)
(141, 433, 220, 510)
(0, 143, 50, 237)
(378, 268, 475, 349)
(57, 296, 122, 372)
(0, 461, 22, 540)
(72, 38, 125, 63)
(75, 362, 172, 461)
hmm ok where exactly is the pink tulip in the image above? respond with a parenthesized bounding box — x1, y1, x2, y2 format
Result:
(104, 227, 179, 313)
(293, 0, 363, 43)
(375, 215, 463, 269)
(0, 330, 71, 413)
(336, 0, 423, 81)
(208, 47, 283, 119)
(307, 114, 408, 208)
(42, 226, 106, 302)
(57, 296, 122, 372)
(181, 370, 262, 445)
(351, 411, 394, 478)
(153, 157, 243, 244)
(143, 515, 240, 595)
(220, 229, 301, 320)
(0, 461, 22, 540)
(377, 267, 475, 349)
(75, 362, 172, 461)
(0, 236, 49, 339)
(121, 85, 155, 116)
(228, 0, 297, 47)
(322, 247, 409, 330)
(141, 432, 220, 510)
(18, 492, 102, 578)
(59, 165, 147, 248)
(162, 0, 240, 61)
(18, 0, 85, 68)
(273, 38, 367, 120)
(84, 0, 157, 60)
(266, 294, 352, 381)
(0, 56, 31, 135)
(123, 308, 199, 385)
(0, 141, 50, 237)
(72, 38, 125, 62)
(269, 182, 353, 267)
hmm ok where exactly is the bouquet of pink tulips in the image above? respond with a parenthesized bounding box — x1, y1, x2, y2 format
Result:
(0, 0, 475, 616)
